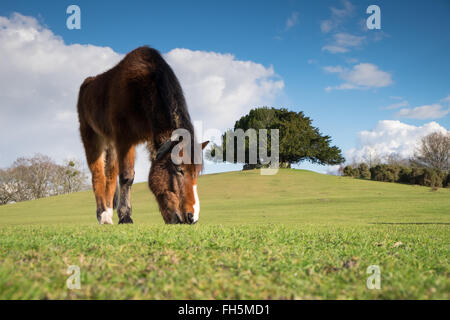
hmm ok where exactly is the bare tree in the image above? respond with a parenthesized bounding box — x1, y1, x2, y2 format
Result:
(12, 154, 58, 199)
(337, 164, 345, 176)
(55, 159, 89, 194)
(0, 169, 15, 204)
(412, 132, 450, 172)
(362, 149, 383, 168)
(0, 154, 88, 205)
(386, 153, 409, 166)
(0, 167, 33, 204)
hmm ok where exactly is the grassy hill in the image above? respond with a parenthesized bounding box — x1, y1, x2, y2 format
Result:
(0, 169, 449, 299)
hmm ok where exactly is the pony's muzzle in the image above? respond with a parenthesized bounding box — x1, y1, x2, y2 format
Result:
(186, 212, 196, 224)
(174, 212, 183, 224)
(166, 212, 196, 224)
(165, 212, 182, 224)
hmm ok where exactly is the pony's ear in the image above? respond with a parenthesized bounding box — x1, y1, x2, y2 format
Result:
(201, 141, 210, 150)
(155, 140, 178, 161)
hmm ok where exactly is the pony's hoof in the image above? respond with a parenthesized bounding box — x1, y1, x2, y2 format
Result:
(99, 209, 114, 225)
(118, 216, 133, 224)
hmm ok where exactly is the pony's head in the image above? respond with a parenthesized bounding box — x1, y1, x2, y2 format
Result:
(149, 140, 209, 224)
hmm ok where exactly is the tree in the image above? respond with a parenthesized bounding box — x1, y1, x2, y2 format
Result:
(0, 165, 35, 204)
(351, 167, 360, 177)
(370, 164, 399, 182)
(55, 159, 88, 194)
(358, 163, 371, 179)
(337, 164, 345, 176)
(398, 166, 412, 184)
(386, 153, 409, 167)
(412, 132, 450, 172)
(343, 165, 353, 177)
(0, 168, 25, 204)
(422, 168, 443, 188)
(11, 154, 58, 199)
(445, 173, 450, 188)
(0, 154, 88, 205)
(209, 107, 344, 169)
(362, 149, 383, 168)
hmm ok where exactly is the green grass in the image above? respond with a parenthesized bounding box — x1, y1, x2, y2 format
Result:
(0, 169, 449, 299)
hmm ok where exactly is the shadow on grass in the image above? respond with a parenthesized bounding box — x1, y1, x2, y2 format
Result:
(370, 222, 450, 225)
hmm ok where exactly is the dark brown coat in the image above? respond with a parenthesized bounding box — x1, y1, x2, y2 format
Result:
(77, 46, 208, 224)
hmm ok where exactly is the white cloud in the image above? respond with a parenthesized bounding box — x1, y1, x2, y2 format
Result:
(382, 100, 409, 110)
(441, 94, 450, 103)
(164, 49, 284, 131)
(346, 120, 449, 163)
(346, 57, 358, 64)
(325, 63, 393, 91)
(285, 11, 299, 30)
(322, 45, 349, 54)
(334, 32, 365, 47)
(330, 0, 354, 18)
(320, 20, 334, 33)
(322, 32, 365, 54)
(0, 13, 284, 182)
(323, 65, 345, 73)
(320, 0, 354, 33)
(0, 13, 123, 167)
(396, 104, 450, 119)
(325, 164, 342, 175)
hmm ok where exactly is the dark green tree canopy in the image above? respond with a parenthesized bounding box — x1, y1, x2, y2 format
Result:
(211, 107, 344, 167)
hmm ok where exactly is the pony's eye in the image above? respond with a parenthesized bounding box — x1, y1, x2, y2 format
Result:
(176, 167, 184, 175)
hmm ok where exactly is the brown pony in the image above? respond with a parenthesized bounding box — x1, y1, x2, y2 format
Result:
(77, 46, 208, 225)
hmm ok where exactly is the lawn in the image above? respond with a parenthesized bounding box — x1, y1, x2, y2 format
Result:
(0, 169, 448, 299)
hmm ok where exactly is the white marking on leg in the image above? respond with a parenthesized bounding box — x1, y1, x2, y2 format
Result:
(100, 208, 113, 225)
(193, 184, 200, 223)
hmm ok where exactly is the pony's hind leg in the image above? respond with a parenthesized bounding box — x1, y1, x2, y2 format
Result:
(81, 125, 112, 224)
(105, 146, 119, 212)
(117, 144, 135, 224)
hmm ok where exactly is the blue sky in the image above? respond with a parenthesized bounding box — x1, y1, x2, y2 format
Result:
(0, 0, 449, 178)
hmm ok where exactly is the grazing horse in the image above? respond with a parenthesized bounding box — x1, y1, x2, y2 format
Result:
(77, 46, 209, 225)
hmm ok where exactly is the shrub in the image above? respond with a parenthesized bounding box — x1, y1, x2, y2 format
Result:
(445, 173, 450, 188)
(352, 168, 360, 177)
(370, 164, 399, 183)
(359, 163, 371, 179)
(408, 167, 446, 187)
(422, 168, 443, 188)
(409, 167, 424, 185)
(352, 161, 448, 187)
(398, 166, 412, 183)
(343, 165, 353, 177)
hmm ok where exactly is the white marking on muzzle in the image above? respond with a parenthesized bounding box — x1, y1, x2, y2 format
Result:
(193, 184, 200, 223)
(100, 208, 113, 225)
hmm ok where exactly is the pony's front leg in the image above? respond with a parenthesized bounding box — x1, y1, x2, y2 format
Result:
(89, 154, 112, 224)
(81, 125, 112, 224)
(117, 144, 135, 224)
